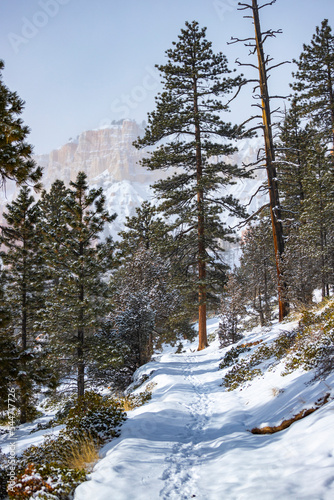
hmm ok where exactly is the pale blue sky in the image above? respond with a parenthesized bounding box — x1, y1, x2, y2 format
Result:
(0, 0, 333, 154)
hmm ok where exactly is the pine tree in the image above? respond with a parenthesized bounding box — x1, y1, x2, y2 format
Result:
(112, 245, 180, 376)
(301, 139, 334, 298)
(0, 60, 42, 189)
(0, 269, 18, 413)
(0, 187, 49, 423)
(38, 173, 116, 397)
(237, 216, 276, 326)
(117, 201, 170, 260)
(134, 21, 248, 350)
(291, 19, 334, 154)
(218, 273, 245, 347)
(276, 102, 324, 305)
(276, 99, 310, 225)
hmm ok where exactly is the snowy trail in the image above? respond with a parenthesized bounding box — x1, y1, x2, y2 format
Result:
(159, 353, 215, 499)
(74, 337, 228, 500)
(74, 320, 334, 500)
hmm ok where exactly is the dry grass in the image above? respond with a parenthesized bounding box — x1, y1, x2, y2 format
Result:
(271, 387, 282, 397)
(119, 382, 157, 412)
(121, 396, 137, 411)
(64, 433, 100, 471)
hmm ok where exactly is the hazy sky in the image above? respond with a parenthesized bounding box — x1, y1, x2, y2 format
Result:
(0, 0, 333, 154)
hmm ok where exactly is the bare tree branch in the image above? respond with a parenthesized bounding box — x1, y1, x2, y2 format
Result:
(237, 2, 252, 10)
(230, 203, 270, 229)
(258, 0, 276, 9)
(228, 36, 255, 45)
(267, 61, 291, 71)
(245, 184, 268, 206)
(235, 58, 258, 70)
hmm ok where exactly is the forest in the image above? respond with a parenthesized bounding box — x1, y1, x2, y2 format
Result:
(0, 1, 333, 498)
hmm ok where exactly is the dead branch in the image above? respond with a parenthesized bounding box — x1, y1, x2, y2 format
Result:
(237, 2, 252, 10)
(267, 60, 291, 71)
(228, 36, 255, 45)
(235, 58, 259, 70)
(258, 0, 276, 9)
(230, 203, 270, 229)
(245, 184, 268, 206)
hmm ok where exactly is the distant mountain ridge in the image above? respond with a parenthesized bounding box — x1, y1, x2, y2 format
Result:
(1, 120, 267, 259)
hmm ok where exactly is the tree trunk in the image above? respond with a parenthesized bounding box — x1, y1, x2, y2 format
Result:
(20, 255, 28, 424)
(194, 79, 208, 351)
(252, 0, 289, 321)
(77, 237, 85, 397)
(325, 44, 334, 158)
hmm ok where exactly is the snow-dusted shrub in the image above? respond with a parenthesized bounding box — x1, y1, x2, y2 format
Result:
(65, 391, 126, 442)
(283, 300, 334, 376)
(223, 360, 262, 391)
(219, 346, 251, 369)
(21, 434, 75, 467)
(120, 382, 156, 411)
(222, 332, 296, 390)
(7, 462, 86, 499)
(248, 332, 296, 366)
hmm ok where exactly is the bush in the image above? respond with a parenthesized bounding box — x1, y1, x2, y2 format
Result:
(120, 382, 156, 411)
(283, 302, 334, 376)
(221, 332, 296, 390)
(32, 391, 127, 442)
(9, 391, 127, 499)
(223, 360, 262, 391)
(21, 434, 76, 467)
(219, 346, 251, 369)
(7, 462, 86, 499)
(65, 391, 126, 442)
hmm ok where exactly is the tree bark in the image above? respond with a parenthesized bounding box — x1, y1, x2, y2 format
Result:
(20, 241, 28, 424)
(252, 0, 289, 321)
(194, 78, 208, 351)
(77, 237, 85, 397)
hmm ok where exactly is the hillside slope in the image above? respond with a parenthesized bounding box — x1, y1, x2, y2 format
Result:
(74, 314, 334, 500)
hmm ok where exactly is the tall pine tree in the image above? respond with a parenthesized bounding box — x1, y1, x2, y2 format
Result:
(134, 21, 248, 350)
(0, 187, 49, 423)
(0, 60, 42, 189)
(37, 173, 116, 397)
(292, 19, 334, 155)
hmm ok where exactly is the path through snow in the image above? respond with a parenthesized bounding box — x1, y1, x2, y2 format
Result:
(74, 320, 334, 500)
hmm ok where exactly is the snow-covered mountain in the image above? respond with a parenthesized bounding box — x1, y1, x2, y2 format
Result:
(1, 120, 267, 259)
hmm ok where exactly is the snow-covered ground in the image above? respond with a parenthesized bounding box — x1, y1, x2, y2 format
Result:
(72, 318, 334, 500)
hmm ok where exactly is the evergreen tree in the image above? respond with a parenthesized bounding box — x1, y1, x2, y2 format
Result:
(118, 201, 197, 343)
(301, 139, 334, 298)
(237, 216, 276, 326)
(291, 19, 334, 154)
(117, 201, 170, 260)
(112, 245, 180, 380)
(0, 269, 18, 413)
(281, 230, 319, 307)
(276, 99, 310, 226)
(134, 21, 248, 350)
(276, 103, 329, 305)
(38, 173, 116, 397)
(218, 273, 244, 347)
(0, 187, 49, 423)
(0, 60, 42, 189)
